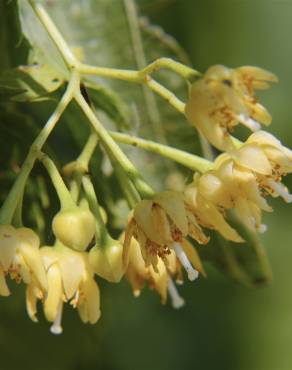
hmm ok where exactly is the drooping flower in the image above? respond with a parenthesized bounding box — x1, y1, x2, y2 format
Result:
(123, 191, 208, 277)
(198, 156, 271, 233)
(235, 131, 292, 202)
(26, 244, 101, 334)
(126, 237, 205, 308)
(0, 225, 47, 296)
(185, 65, 277, 151)
(89, 237, 125, 283)
(184, 179, 244, 242)
(195, 131, 292, 232)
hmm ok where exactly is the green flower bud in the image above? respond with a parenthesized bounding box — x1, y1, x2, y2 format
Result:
(89, 238, 125, 282)
(52, 208, 96, 251)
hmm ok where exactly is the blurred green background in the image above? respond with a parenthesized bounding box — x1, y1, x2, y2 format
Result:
(1, 0, 292, 369)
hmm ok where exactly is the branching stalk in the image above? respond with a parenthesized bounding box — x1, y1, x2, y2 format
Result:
(110, 132, 213, 173)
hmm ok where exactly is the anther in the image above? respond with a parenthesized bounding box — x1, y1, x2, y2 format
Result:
(267, 179, 292, 203)
(50, 301, 63, 335)
(172, 242, 199, 281)
(237, 113, 261, 131)
(167, 277, 185, 309)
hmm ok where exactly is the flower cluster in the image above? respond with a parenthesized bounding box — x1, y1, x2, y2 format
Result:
(185, 131, 292, 233)
(1, 54, 291, 336)
(185, 65, 278, 151)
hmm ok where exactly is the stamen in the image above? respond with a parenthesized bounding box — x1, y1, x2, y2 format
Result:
(267, 179, 292, 203)
(167, 277, 185, 309)
(172, 242, 199, 281)
(50, 301, 63, 335)
(237, 113, 261, 131)
(258, 224, 267, 233)
(247, 217, 267, 234)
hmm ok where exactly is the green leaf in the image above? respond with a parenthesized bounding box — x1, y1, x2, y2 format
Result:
(85, 81, 131, 130)
(0, 83, 26, 102)
(0, 0, 30, 72)
(0, 63, 64, 102)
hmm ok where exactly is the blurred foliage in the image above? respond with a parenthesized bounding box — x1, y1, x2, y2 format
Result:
(1, 1, 292, 370)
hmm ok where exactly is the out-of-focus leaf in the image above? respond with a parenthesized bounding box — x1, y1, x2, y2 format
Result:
(197, 213, 273, 287)
(0, 63, 64, 102)
(0, 0, 30, 72)
(0, 84, 26, 102)
(18, 0, 68, 78)
(85, 82, 131, 130)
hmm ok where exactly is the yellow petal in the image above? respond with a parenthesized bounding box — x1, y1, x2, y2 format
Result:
(16, 228, 40, 248)
(198, 200, 244, 243)
(13, 252, 31, 284)
(249, 102, 272, 125)
(154, 191, 189, 236)
(44, 264, 62, 322)
(78, 277, 101, 324)
(26, 284, 38, 322)
(235, 198, 258, 231)
(40, 246, 60, 271)
(198, 116, 235, 152)
(234, 144, 272, 175)
(134, 200, 166, 245)
(198, 172, 232, 207)
(0, 266, 9, 296)
(186, 209, 209, 245)
(236, 66, 278, 84)
(19, 243, 47, 291)
(233, 167, 272, 212)
(151, 205, 172, 243)
(89, 240, 125, 283)
(58, 249, 84, 300)
(149, 259, 168, 304)
(0, 225, 18, 271)
(181, 239, 206, 277)
(164, 249, 178, 275)
(128, 238, 148, 276)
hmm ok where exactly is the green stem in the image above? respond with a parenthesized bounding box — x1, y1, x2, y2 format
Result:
(82, 176, 108, 244)
(110, 132, 213, 173)
(29, 2, 242, 155)
(74, 91, 154, 199)
(63, 131, 98, 202)
(138, 57, 200, 80)
(113, 163, 140, 208)
(78, 64, 141, 82)
(144, 78, 186, 114)
(77, 131, 98, 168)
(79, 64, 186, 114)
(69, 175, 82, 203)
(0, 73, 78, 224)
(41, 155, 76, 210)
(13, 191, 24, 228)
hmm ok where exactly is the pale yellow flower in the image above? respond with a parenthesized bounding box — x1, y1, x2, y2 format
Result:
(123, 191, 208, 277)
(184, 179, 244, 242)
(26, 245, 101, 334)
(89, 237, 125, 283)
(196, 131, 292, 232)
(185, 65, 277, 151)
(0, 225, 47, 296)
(206, 154, 272, 232)
(235, 131, 292, 202)
(126, 238, 205, 308)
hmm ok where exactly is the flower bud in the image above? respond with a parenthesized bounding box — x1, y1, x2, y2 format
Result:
(52, 208, 96, 251)
(89, 238, 125, 282)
